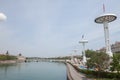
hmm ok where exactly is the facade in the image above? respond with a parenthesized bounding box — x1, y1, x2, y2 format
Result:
(111, 41, 120, 53)
(17, 54, 26, 62)
(97, 41, 120, 53)
(97, 47, 106, 53)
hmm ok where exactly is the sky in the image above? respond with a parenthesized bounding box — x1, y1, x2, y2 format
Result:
(0, 0, 119, 57)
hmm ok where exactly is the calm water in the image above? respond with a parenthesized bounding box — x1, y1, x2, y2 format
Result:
(0, 62, 67, 80)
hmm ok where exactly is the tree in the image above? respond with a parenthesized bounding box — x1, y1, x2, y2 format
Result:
(6, 51, 9, 60)
(85, 49, 96, 58)
(6, 51, 9, 55)
(110, 53, 120, 74)
(0, 54, 17, 60)
(86, 50, 110, 71)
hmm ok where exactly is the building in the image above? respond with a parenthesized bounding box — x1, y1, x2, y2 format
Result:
(97, 41, 120, 53)
(111, 41, 120, 53)
(17, 53, 26, 62)
(97, 47, 106, 53)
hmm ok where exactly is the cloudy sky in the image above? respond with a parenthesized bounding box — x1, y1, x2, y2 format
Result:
(0, 0, 119, 57)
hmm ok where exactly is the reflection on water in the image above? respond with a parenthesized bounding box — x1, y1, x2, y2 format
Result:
(0, 64, 17, 76)
(0, 62, 67, 80)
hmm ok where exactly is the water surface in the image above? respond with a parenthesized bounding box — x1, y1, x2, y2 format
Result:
(0, 62, 67, 80)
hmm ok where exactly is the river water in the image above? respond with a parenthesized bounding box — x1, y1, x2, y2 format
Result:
(0, 62, 67, 80)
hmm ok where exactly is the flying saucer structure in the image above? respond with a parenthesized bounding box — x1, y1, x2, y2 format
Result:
(95, 13, 117, 57)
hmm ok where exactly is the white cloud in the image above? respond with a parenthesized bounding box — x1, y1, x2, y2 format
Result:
(0, 13, 7, 21)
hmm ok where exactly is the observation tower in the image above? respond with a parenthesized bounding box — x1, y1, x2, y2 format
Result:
(95, 13, 117, 57)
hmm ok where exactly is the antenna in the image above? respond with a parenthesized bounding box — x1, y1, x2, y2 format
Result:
(82, 35, 84, 39)
(103, 4, 105, 13)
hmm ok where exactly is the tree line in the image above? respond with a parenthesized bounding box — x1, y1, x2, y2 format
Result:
(0, 51, 17, 60)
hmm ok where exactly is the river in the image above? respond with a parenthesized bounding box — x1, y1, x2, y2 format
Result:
(0, 62, 67, 80)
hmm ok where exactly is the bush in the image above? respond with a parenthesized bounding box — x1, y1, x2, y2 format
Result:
(0, 55, 17, 60)
(71, 64, 120, 79)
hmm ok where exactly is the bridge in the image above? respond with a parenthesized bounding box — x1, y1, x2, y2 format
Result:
(25, 57, 66, 62)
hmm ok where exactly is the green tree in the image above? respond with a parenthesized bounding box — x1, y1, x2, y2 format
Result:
(0, 55, 7, 60)
(6, 51, 9, 55)
(0, 53, 17, 60)
(86, 50, 110, 71)
(86, 49, 97, 58)
(110, 53, 120, 74)
(6, 51, 10, 60)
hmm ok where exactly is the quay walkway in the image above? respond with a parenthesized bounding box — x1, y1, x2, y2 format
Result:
(66, 63, 92, 80)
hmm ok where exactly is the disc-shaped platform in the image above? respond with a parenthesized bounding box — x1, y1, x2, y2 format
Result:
(79, 40, 88, 43)
(95, 14, 117, 24)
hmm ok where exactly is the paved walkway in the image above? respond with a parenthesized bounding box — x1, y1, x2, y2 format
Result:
(66, 63, 92, 80)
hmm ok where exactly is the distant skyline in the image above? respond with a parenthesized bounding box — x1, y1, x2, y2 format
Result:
(0, 0, 120, 57)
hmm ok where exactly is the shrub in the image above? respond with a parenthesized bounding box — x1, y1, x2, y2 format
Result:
(71, 64, 120, 79)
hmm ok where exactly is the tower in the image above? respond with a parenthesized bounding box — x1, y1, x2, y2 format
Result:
(79, 36, 88, 63)
(95, 14, 117, 57)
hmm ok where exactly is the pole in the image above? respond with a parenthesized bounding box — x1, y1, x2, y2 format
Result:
(103, 22, 113, 57)
(82, 43, 87, 63)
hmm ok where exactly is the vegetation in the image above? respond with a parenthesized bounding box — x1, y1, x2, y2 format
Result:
(27, 56, 76, 60)
(86, 49, 110, 71)
(82, 50, 120, 79)
(0, 51, 17, 60)
(110, 53, 120, 74)
(70, 62, 120, 79)
(0, 54, 17, 60)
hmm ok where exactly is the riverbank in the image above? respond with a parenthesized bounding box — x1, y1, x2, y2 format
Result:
(68, 62, 120, 80)
(66, 62, 92, 80)
(0, 60, 17, 64)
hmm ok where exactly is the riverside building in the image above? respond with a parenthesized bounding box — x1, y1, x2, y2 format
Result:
(97, 41, 120, 54)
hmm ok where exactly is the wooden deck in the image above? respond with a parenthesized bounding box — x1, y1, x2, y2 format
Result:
(66, 63, 92, 80)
